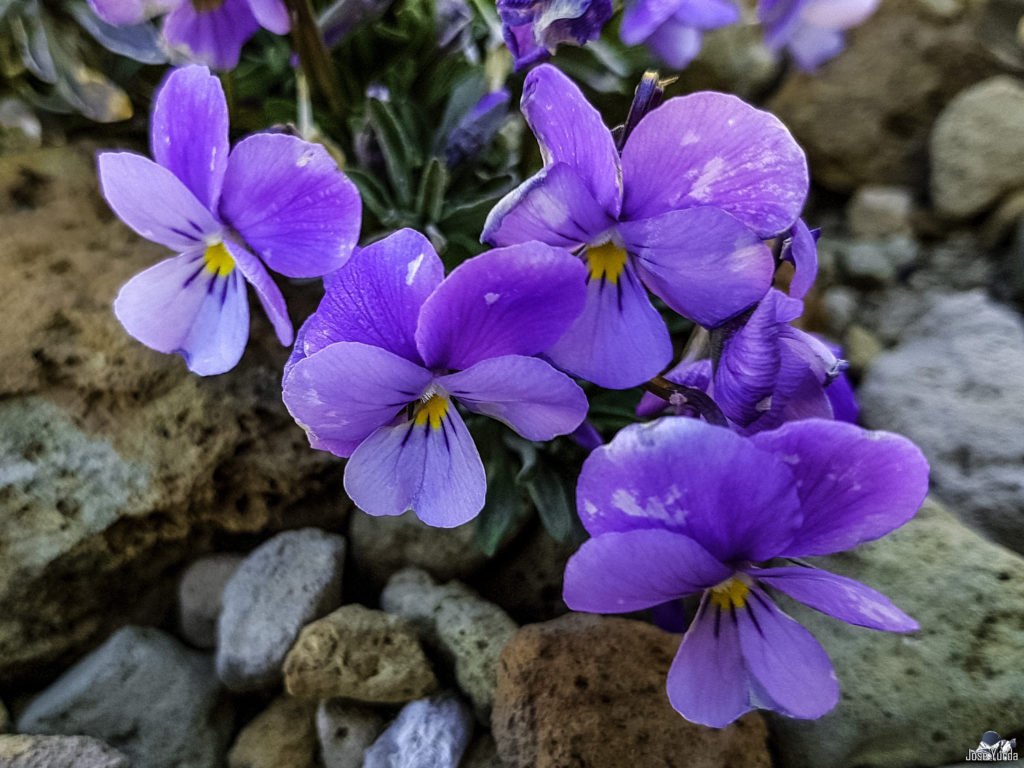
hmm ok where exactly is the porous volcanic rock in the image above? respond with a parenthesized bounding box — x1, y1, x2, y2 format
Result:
(227, 696, 318, 768)
(0, 734, 131, 768)
(492, 613, 771, 768)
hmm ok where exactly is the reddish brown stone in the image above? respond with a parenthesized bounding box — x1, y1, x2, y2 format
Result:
(492, 613, 771, 768)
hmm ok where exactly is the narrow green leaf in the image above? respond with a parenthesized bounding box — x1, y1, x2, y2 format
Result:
(523, 464, 576, 542)
(415, 156, 448, 224)
(367, 97, 416, 206)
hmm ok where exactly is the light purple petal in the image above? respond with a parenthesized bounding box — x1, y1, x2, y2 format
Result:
(781, 219, 818, 299)
(563, 529, 732, 613)
(220, 133, 361, 278)
(620, 0, 682, 45)
(162, 0, 260, 71)
(753, 567, 918, 632)
(620, 92, 808, 237)
(667, 595, 755, 727)
(712, 295, 782, 426)
(520, 64, 621, 216)
(247, 0, 290, 33)
(801, 0, 877, 29)
(113, 249, 250, 376)
(622, 206, 773, 328)
(787, 22, 843, 70)
(150, 65, 228, 211)
(481, 163, 615, 249)
(749, 419, 930, 557)
(88, 0, 177, 26)
(344, 404, 486, 527)
(826, 370, 858, 423)
(737, 586, 839, 720)
(576, 418, 802, 563)
(291, 230, 443, 368)
(438, 354, 588, 441)
(673, 0, 741, 26)
(643, 20, 703, 70)
(545, 259, 671, 389)
(97, 152, 221, 250)
(282, 341, 432, 457)
(415, 242, 587, 370)
(224, 241, 292, 346)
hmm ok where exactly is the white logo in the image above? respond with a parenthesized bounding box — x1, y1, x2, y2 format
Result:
(966, 731, 1019, 761)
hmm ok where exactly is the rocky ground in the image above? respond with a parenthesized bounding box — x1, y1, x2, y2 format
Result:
(2, 0, 1024, 765)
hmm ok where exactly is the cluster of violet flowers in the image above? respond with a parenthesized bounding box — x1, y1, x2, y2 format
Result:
(500, 0, 880, 72)
(101, 63, 928, 729)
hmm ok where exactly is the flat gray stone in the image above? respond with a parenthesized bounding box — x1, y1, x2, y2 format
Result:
(770, 498, 1024, 768)
(859, 290, 1024, 552)
(847, 185, 914, 239)
(316, 700, 386, 768)
(381, 569, 517, 720)
(17, 626, 227, 768)
(0, 734, 131, 768)
(216, 528, 345, 691)
(931, 76, 1024, 218)
(362, 693, 473, 768)
(178, 554, 243, 649)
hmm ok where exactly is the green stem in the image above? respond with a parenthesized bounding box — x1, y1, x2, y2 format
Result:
(283, 0, 343, 117)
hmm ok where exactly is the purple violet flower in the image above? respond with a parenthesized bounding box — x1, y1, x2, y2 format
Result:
(758, 0, 878, 70)
(563, 417, 929, 727)
(89, 0, 289, 70)
(281, 228, 590, 528)
(498, 0, 613, 70)
(482, 64, 808, 389)
(98, 65, 361, 375)
(620, 0, 739, 71)
(638, 289, 844, 433)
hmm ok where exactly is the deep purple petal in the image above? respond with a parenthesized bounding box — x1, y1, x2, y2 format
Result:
(290, 230, 443, 369)
(438, 354, 588, 441)
(620, 92, 808, 236)
(712, 296, 782, 426)
(282, 341, 432, 457)
(97, 152, 221, 250)
(563, 529, 732, 613)
(220, 133, 361, 278)
(667, 596, 755, 727)
(150, 65, 228, 211)
(162, 0, 260, 71)
(753, 566, 918, 632)
(545, 259, 671, 389)
(481, 163, 615, 249)
(825, 370, 858, 423)
(501, 21, 549, 69)
(415, 242, 587, 370)
(247, 0, 289, 32)
(344, 404, 486, 527)
(224, 241, 292, 346)
(636, 358, 713, 417)
(113, 249, 250, 376)
(622, 206, 773, 328)
(520, 64, 621, 216)
(781, 219, 819, 299)
(576, 418, 802, 563)
(749, 419, 930, 557)
(737, 586, 839, 719)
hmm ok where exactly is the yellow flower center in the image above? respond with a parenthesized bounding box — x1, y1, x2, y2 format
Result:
(413, 394, 449, 430)
(204, 242, 235, 277)
(586, 242, 628, 284)
(709, 578, 750, 611)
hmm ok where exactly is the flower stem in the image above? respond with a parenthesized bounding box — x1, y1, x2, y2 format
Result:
(283, 0, 344, 117)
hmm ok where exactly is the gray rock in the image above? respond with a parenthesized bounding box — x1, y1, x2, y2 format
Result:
(316, 700, 387, 768)
(770, 498, 1024, 768)
(362, 693, 473, 768)
(909, 233, 993, 292)
(0, 734, 131, 768)
(931, 76, 1024, 218)
(824, 287, 859, 337)
(847, 185, 914, 239)
(227, 696, 318, 768)
(381, 569, 517, 720)
(859, 290, 1024, 552)
(178, 554, 243, 649)
(216, 528, 346, 691)
(17, 626, 228, 768)
(843, 325, 884, 377)
(837, 242, 897, 288)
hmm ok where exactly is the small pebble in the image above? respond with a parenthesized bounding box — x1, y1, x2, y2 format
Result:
(362, 693, 473, 768)
(316, 700, 386, 768)
(847, 185, 914, 239)
(178, 554, 243, 649)
(227, 697, 317, 768)
(0, 734, 131, 768)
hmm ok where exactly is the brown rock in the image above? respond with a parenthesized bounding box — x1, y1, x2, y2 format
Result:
(0, 734, 131, 768)
(768, 0, 1001, 192)
(284, 604, 437, 703)
(228, 696, 318, 768)
(492, 613, 771, 768)
(0, 144, 349, 684)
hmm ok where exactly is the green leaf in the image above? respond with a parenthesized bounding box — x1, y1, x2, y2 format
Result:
(345, 167, 397, 222)
(415, 156, 448, 224)
(367, 97, 417, 206)
(522, 463, 577, 542)
(475, 456, 528, 556)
